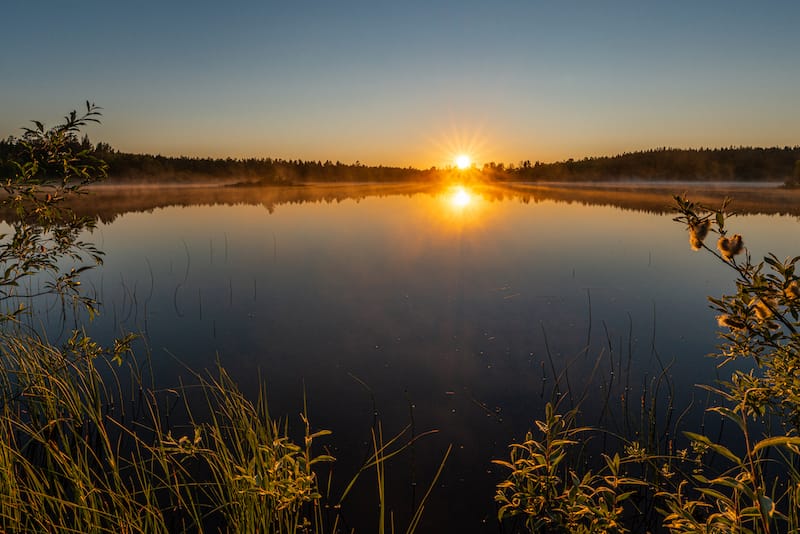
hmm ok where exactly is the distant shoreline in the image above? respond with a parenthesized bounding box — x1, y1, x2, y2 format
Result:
(3, 138, 799, 185)
(95, 177, 790, 188)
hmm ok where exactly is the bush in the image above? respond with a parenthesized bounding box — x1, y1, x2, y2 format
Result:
(494, 195, 800, 533)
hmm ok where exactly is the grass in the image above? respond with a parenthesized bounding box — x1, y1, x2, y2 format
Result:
(0, 324, 454, 533)
(0, 330, 178, 532)
(0, 326, 323, 532)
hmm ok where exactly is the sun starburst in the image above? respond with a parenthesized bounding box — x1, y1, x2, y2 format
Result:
(455, 154, 471, 170)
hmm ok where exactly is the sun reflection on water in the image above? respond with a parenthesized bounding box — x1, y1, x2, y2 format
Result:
(450, 185, 472, 208)
(431, 183, 488, 231)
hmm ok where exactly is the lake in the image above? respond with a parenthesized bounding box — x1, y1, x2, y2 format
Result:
(14, 181, 800, 531)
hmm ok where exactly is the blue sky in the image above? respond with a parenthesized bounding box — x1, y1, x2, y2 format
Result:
(2, 1, 799, 167)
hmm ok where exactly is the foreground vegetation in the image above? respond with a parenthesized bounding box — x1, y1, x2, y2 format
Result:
(493, 196, 800, 532)
(3, 104, 800, 532)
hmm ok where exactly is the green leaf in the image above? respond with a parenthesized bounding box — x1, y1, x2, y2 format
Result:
(707, 406, 745, 432)
(752, 436, 800, 454)
(764, 255, 780, 269)
(683, 432, 742, 465)
(697, 488, 732, 503)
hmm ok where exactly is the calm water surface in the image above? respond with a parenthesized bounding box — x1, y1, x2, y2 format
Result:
(20, 182, 800, 531)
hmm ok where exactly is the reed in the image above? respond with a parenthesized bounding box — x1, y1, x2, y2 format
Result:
(0, 327, 454, 532)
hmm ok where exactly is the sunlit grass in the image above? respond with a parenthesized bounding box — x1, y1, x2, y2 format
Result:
(0, 327, 448, 533)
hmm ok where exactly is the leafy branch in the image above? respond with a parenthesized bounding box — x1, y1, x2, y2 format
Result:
(0, 102, 107, 323)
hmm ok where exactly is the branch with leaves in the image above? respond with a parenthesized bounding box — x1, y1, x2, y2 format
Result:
(674, 194, 800, 426)
(0, 102, 107, 323)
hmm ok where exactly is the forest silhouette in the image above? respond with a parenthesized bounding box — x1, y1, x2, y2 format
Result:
(2, 135, 799, 185)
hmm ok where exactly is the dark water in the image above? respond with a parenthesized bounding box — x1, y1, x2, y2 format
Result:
(16, 181, 800, 531)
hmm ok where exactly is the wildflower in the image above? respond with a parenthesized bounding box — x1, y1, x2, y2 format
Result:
(660, 463, 674, 479)
(785, 281, 800, 300)
(688, 220, 710, 251)
(717, 314, 745, 330)
(717, 234, 744, 260)
(691, 440, 709, 457)
(625, 442, 647, 461)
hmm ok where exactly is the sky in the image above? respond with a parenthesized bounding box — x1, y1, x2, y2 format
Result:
(2, 1, 799, 168)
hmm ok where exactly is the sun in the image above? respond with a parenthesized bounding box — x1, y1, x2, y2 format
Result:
(455, 154, 471, 170)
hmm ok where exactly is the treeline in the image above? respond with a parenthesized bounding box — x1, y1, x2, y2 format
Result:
(491, 146, 800, 183)
(0, 136, 434, 184)
(3, 134, 799, 184)
(99, 150, 435, 184)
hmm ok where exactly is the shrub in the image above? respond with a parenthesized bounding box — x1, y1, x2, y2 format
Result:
(494, 195, 800, 533)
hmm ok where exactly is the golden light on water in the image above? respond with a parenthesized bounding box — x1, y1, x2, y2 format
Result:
(450, 185, 472, 208)
(435, 184, 485, 228)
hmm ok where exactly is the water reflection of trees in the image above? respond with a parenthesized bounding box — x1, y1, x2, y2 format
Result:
(483, 183, 800, 216)
(2, 182, 800, 224)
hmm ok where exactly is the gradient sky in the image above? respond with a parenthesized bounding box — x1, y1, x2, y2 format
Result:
(2, 1, 799, 168)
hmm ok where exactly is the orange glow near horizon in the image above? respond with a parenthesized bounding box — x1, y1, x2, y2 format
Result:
(426, 123, 491, 170)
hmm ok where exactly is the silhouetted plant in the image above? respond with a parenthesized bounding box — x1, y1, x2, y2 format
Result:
(0, 101, 107, 322)
(674, 195, 800, 428)
(493, 403, 644, 533)
(495, 195, 800, 533)
(663, 195, 800, 533)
